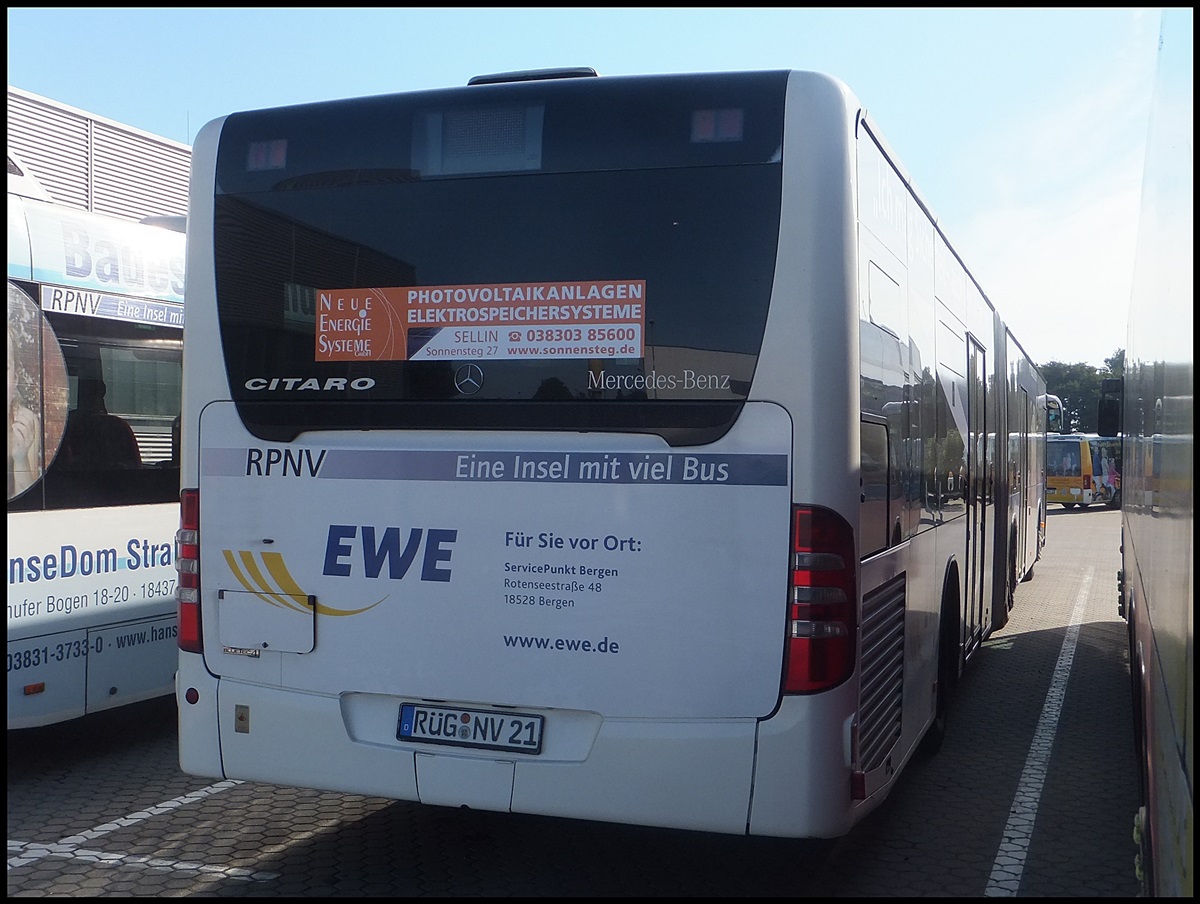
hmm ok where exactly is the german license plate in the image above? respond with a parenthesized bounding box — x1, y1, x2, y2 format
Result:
(397, 703, 543, 754)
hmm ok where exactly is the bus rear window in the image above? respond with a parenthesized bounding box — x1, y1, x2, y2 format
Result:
(212, 72, 787, 443)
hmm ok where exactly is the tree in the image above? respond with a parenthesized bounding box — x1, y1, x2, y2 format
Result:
(1041, 349, 1124, 432)
(1104, 348, 1125, 378)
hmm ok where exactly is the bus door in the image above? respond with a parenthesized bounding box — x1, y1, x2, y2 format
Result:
(1017, 390, 1031, 571)
(963, 337, 989, 657)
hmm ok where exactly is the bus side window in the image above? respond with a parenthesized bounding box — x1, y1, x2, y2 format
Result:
(60, 378, 142, 470)
(860, 419, 890, 557)
(156, 414, 182, 468)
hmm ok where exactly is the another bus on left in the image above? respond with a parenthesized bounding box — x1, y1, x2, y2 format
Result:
(1045, 392, 1065, 436)
(7, 150, 185, 729)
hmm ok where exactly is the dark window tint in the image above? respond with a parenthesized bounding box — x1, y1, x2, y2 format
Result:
(860, 420, 891, 557)
(9, 288, 182, 512)
(212, 72, 787, 444)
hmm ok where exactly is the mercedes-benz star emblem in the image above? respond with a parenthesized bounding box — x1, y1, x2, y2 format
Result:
(454, 363, 484, 396)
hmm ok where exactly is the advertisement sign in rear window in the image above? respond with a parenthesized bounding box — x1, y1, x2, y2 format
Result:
(315, 280, 646, 362)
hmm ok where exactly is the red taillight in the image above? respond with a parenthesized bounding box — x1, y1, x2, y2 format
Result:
(176, 487, 202, 653)
(783, 505, 856, 694)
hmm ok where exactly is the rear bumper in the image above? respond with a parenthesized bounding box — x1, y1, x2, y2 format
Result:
(177, 663, 871, 838)
(178, 666, 765, 835)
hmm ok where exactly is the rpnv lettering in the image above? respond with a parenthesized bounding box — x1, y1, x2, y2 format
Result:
(245, 447, 326, 476)
(323, 525, 457, 582)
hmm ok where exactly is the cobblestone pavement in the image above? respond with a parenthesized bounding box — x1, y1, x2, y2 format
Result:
(7, 506, 1139, 896)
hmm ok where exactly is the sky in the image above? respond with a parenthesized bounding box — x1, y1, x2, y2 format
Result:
(6, 8, 1180, 369)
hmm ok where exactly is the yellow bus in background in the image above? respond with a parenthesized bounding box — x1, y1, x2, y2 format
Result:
(1046, 433, 1121, 510)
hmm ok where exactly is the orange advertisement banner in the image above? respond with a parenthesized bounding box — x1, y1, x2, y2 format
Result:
(315, 280, 646, 362)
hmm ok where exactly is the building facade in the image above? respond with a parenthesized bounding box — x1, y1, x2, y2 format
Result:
(7, 85, 191, 221)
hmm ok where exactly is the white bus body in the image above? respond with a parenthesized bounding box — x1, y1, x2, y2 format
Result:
(177, 68, 1045, 838)
(7, 183, 185, 729)
(1103, 9, 1192, 895)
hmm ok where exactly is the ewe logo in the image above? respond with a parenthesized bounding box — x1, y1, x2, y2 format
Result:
(218, 525, 456, 619)
(323, 524, 458, 582)
(222, 524, 457, 617)
(223, 549, 383, 616)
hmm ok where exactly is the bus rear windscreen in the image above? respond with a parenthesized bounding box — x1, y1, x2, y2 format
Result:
(212, 72, 788, 443)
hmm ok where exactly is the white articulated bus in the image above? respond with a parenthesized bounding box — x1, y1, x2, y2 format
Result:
(1100, 8, 1192, 895)
(176, 68, 1046, 838)
(7, 151, 185, 729)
